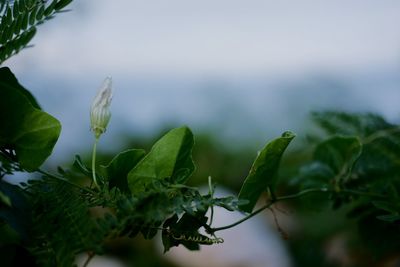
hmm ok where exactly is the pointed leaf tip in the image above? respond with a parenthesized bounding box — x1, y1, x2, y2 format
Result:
(238, 131, 295, 213)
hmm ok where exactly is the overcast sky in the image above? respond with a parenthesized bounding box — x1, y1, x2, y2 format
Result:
(5, 0, 400, 161)
(8, 0, 400, 77)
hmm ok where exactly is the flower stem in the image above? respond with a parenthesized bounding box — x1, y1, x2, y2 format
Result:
(91, 137, 100, 189)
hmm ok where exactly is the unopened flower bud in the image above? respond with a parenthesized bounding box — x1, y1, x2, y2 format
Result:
(90, 77, 113, 139)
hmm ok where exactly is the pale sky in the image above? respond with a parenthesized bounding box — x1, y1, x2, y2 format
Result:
(5, 0, 400, 161)
(8, 0, 400, 77)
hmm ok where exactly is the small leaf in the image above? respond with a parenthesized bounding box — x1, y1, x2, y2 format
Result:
(12, 1, 19, 17)
(376, 214, 400, 222)
(238, 131, 295, 212)
(72, 155, 91, 176)
(127, 126, 195, 194)
(0, 190, 11, 207)
(29, 4, 39, 25)
(102, 149, 146, 193)
(21, 11, 29, 30)
(373, 201, 399, 213)
(35, 5, 45, 20)
(55, 0, 73, 11)
(44, 0, 57, 17)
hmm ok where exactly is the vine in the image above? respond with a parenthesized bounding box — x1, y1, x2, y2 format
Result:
(0, 1, 399, 266)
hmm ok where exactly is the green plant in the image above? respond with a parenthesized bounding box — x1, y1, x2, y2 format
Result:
(1, 1, 399, 266)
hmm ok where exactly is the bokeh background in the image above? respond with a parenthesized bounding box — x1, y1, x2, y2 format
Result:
(5, 1, 400, 266)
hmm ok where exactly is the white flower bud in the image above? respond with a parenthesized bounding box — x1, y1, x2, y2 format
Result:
(90, 76, 113, 139)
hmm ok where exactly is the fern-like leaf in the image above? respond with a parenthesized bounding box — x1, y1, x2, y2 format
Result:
(0, 0, 74, 64)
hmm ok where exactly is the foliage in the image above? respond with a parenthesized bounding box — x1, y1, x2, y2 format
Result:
(1, 2, 400, 266)
(0, 0, 72, 64)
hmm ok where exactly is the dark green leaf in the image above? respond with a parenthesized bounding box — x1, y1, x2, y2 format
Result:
(12, 1, 19, 17)
(44, 0, 57, 17)
(35, 4, 44, 20)
(72, 155, 91, 177)
(373, 201, 399, 213)
(13, 13, 22, 35)
(238, 131, 295, 212)
(0, 67, 40, 109)
(0, 68, 60, 171)
(376, 214, 400, 222)
(29, 4, 39, 25)
(21, 11, 29, 30)
(102, 149, 146, 193)
(6, 6, 13, 25)
(127, 126, 195, 194)
(55, 0, 73, 11)
(314, 135, 362, 182)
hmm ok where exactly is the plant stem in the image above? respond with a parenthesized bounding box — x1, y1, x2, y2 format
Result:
(209, 186, 387, 233)
(82, 252, 95, 267)
(211, 202, 274, 233)
(210, 187, 329, 233)
(91, 137, 99, 189)
(37, 169, 94, 194)
(208, 176, 215, 226)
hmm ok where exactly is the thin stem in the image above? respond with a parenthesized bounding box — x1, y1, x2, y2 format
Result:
(275, 187, 329, 201)
(82, 252, 95, 267)
(208, 176, 215, 226)
(37, 169, 94, 194)
(211, 202, 274, 232)
(91, 138, 99, 189)
(209, 186, 387, 233)
(210, 187, 329, 233)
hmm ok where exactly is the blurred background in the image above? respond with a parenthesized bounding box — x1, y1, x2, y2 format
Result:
(5, 0, 400, 266)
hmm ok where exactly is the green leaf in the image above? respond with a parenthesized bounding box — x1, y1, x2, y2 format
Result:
(12, 1, 19, 17)
(373, 201, 399, 213)
(127, 126, 195, 194)
(44, 0, 57, 17)
(0, 190, 11, 206)
(29, 4, 39, 25)
(0, 67, 61, 171)
(0, 67, 40, 109)
(314, 135, 362, 182)
(35, 5, 44, 20)
(238, 131, 295, 212)
(55, 0, 73, 11)
(376, 214, 400, 222)
(72, 155, 91, 176)
(102, 149, 146, 193)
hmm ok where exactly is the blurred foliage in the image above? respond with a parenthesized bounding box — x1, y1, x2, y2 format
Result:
(0, 0, 72, 64)
(1, 1, 400, 266)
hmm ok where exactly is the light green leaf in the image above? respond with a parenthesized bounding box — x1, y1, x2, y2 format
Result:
(0, 67, 61, 171)
(127, 126, 195, 194)
(102, 149, 146, 192)
(238, 131, 295, 212)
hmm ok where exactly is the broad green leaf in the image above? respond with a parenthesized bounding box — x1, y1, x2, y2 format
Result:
(127, 126, 195, 194)
(238, 131, 295, 212)
(0, 67, 40, 109)
(0, 67, 61, 171)
(102, 149, 145, 192)
(314, 135, 362, 182)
